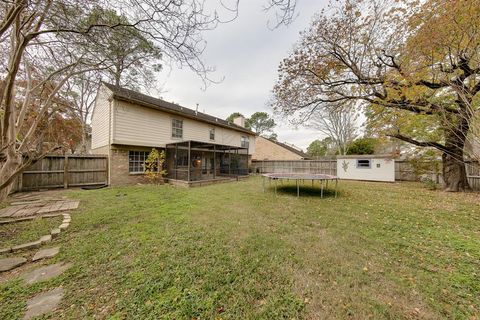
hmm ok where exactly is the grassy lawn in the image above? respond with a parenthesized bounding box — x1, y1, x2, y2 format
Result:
(0, 216, 62, 250)
(0, 177, 479, 319)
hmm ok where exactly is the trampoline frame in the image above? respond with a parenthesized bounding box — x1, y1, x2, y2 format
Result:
(261, 173, 339, 198)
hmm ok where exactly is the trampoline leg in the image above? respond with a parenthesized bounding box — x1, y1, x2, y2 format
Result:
(321, 180, 324, 198)
(274, 179, 277, 196)
(335, 179, 338, 198)
(297, 179, 299, 197)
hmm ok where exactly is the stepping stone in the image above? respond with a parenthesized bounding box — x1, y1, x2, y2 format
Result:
(40, 234, 52, 243)
(21, 262, 72, 284)
(12, 240, 42, 252)
(0, 257, 27, 272)
(32, 247, 60, 262)
(50, 228, 61, 237)
(0, 247, 12, 254)
(59, 223, 69, 230)
(24, 287, 64, 319)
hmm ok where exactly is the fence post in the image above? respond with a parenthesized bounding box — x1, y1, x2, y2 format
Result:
(63, 155, 69, 189)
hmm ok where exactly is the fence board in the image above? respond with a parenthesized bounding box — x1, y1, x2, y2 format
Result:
(20, 155, 108, 191)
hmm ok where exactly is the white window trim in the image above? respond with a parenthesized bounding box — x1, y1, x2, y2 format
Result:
(171, 118, 183, 139)
(209, 127, 215, 141)
(356, 159, 371, 169)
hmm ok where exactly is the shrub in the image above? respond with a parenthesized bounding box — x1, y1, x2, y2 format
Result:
(144, 148, 167, 184)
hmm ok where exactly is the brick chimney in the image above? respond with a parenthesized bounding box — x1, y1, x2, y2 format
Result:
(233, 115, 245, 127)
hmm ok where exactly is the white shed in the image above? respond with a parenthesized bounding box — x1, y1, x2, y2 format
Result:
(336, 155, 395, 182)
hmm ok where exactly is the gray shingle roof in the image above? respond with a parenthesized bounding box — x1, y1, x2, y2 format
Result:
(103, 82, 255, 135)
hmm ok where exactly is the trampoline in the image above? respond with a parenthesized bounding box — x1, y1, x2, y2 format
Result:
(262, 173, 339, 198)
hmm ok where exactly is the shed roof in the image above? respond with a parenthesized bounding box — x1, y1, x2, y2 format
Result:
(336, 154, 396, 159)
(102, 82, 255, 135)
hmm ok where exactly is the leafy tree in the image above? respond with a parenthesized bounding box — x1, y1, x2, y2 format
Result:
(307, 139, 328, 157)
(272, 0, 480, 191)
(267, 132, 278, 141)
(144, 148, 166, 184)
(246, 112, 276, 136)
(86, 8, 162, 90)
(347, 138, 377, 155)
(226, 112, 245, 123)
(226, 112, 251, 129)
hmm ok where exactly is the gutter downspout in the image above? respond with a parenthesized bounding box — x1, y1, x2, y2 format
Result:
(107, 97, 113, 186)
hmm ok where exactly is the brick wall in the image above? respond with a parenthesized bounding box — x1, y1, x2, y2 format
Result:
(110, 145, 161, 186)
(252, 137, 304, 161)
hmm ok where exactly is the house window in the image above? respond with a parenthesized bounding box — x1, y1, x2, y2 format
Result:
(356, 159, 371, 168)
(241, 136, 249, 148)
(172, 119, 183, 138)
(129, 151, 149, 173)
(209, 128, 215, 140)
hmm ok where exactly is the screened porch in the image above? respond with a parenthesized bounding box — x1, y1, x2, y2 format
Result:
(165, 141, 249, 183)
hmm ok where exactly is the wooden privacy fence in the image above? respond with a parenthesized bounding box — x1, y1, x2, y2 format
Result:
(19, 155, 108, 191)
(466, 161, 480, 191)
(251, 160, 337, 176)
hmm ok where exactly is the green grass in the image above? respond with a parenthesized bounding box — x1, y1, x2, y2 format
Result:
(0, 216, 62, 249)
(0, 177, 479, 319)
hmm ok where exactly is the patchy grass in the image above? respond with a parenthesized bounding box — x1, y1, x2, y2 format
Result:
(0, 216, 62, 249)
(0, 178, 479, 319)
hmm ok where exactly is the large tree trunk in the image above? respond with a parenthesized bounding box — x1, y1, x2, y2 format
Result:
(442, 152, 469, 192)
(442, 124, 470, 192)
(0, 151, 22, 202)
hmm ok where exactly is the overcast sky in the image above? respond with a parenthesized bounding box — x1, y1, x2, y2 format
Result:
(156, 0, 328, 151)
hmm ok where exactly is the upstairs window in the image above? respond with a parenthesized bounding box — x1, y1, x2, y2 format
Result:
(172, 119, 183, 138)
(209, 128, 215, 140)
(241, 136, 249, 148)
(356, 159, 371, 168)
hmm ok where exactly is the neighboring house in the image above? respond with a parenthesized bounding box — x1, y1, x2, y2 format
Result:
(91, 83, 256, 186)
(336, 154, 395, 182)
(252, 136, 310, 161)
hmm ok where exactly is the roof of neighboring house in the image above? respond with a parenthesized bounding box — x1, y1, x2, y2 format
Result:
(102, 82, 255, 135)
(261, 137, 310, 159)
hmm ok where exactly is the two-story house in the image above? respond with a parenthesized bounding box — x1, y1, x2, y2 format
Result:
(91, 83, 256, 186)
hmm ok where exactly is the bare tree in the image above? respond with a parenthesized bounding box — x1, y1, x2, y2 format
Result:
(308, 103, 358, 155)
(63, 71, 103, 154)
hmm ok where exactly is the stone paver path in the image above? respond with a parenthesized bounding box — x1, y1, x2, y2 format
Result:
(21, 262, 72, 285)
(32, 247, 60, 262)
(24, 287, 64, 320)
(0, 192, 78, 319)
(0, 257, 27, 272)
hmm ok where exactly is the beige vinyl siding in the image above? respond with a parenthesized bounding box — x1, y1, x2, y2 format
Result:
(91, 85, 112, 149)
(112, 100, 256, 154)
